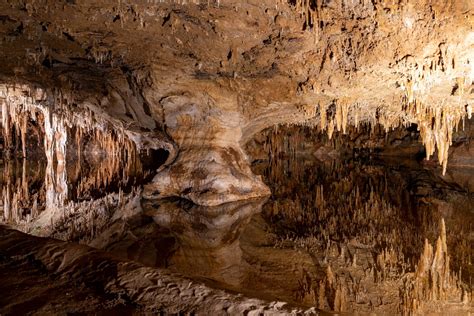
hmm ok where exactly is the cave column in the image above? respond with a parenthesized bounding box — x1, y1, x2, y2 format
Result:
(143, 93, 270, 206)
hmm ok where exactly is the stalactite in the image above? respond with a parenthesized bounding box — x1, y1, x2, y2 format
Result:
(0, 84, 148, 226)
(335, 101, 343, 133)
(327, 119, 335, 140)
(319, 103, 327, 131)
(311, 91, 472, 175)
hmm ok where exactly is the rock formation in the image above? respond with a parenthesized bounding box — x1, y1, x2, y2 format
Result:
(0, 0, 471, 205)
(0, 0, 473, 314)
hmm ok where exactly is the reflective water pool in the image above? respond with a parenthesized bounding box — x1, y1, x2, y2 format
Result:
(1, 134, 473, 314)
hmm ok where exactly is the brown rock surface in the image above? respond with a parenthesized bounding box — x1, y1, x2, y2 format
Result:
(0, 2, 474, 313)
(0, 224, 319, 315)
(0, 0, 472, 204)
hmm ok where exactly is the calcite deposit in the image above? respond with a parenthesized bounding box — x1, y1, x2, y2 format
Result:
(0, 0, 471, 204)
(0, 0, 473, 314)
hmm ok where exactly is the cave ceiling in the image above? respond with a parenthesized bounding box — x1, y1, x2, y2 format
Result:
(0, 0, 473, 205)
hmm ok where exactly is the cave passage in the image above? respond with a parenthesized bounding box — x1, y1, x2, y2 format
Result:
(0, 0, 473, 314)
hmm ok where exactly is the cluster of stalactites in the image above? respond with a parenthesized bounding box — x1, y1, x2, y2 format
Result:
(1, 92, 41, 158)
(0, 84, 142, 222)
(0, 84, 141, 158)
(280, 0, 321, 32)
(407, 101, 469, 174)
(300, 92, 472, 175)
(317, 100, 351, 140)
(0, 86, 68, 162)
(0, 88, 68, 214)
(284, 0, 474, 175)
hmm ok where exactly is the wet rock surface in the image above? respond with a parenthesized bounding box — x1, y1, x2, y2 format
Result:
(0, 225, 318, 315)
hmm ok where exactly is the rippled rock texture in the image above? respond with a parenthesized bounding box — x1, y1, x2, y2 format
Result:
(0, 225, 318, 315)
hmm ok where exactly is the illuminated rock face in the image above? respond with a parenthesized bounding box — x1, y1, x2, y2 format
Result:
(141, 92, 271, 205)
(0, 0, 472, 206)
(1, 2, 474, 313)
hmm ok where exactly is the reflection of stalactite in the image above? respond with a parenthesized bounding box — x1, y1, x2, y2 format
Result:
(254, 126, 473, 313)
(2, 162, 12, 221)
(1, 158, 37, 225)
(73, 130, 143, 199)
(0, 84, 147, 226)
(400, 218, 467, 314)
(43, 110, 68, 210)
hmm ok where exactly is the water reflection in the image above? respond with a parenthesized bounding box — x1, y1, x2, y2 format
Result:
(257, 156, 474, 313)
(246, 125, 474, 313)
(31, 156, 471, 313)
(0, 145, 164, 232)
(132, 198, 265, 288)
(0, 158, 44, 224)
(1, 141, 473, 314)
(70, 196, 335, 306)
